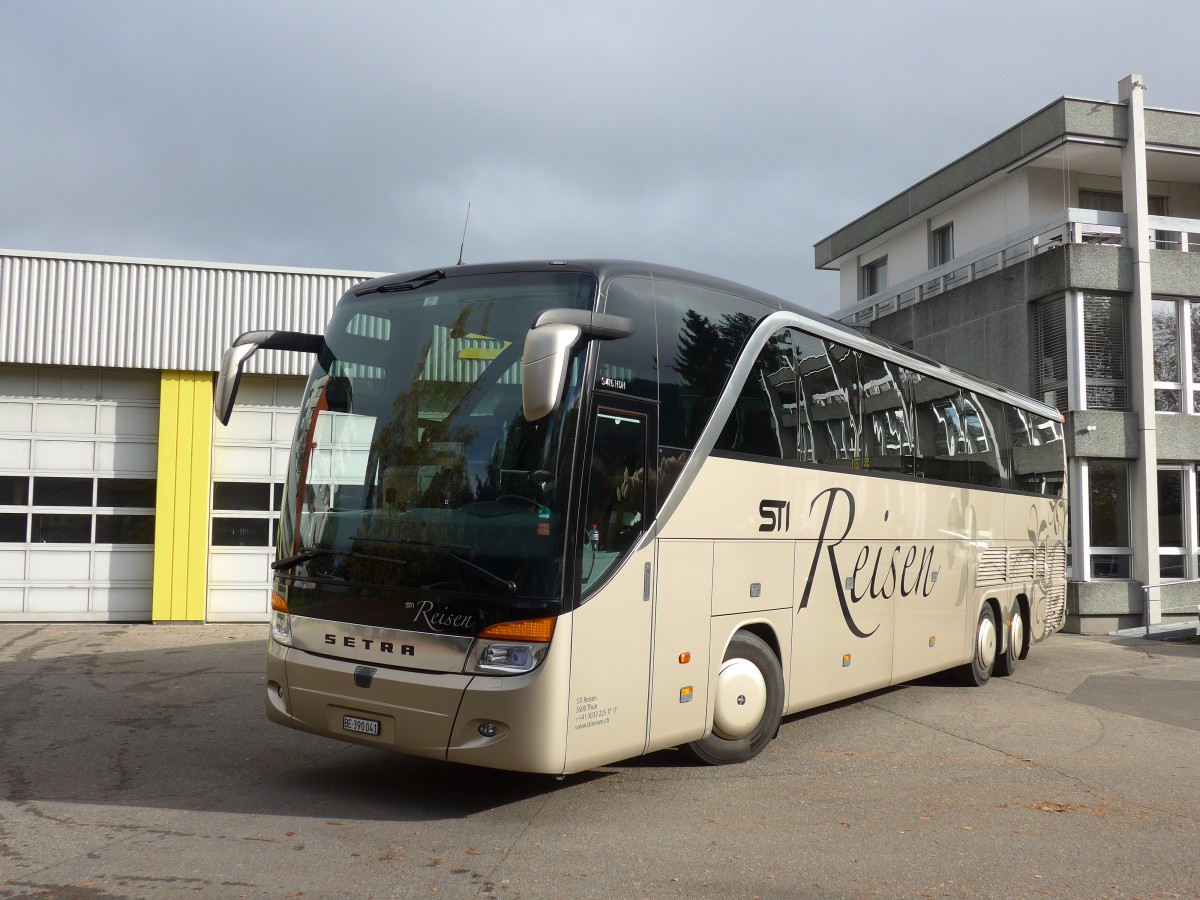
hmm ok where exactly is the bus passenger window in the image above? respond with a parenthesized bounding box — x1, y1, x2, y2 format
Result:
(792, 330, 831, 463)
(857, 354, 910, 472)
(909, 372, 970, 484)
(825, 342, 861, 466)
(960, 393, 1012, 489)
(1009, 408, 1066, 496)
(656, 282, 770, 450)
(796, 334, 858, 468)
(714, 331, 796, 460)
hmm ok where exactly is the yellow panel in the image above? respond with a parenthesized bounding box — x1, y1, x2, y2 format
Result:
(152, 373, 180, 621)
(152, 372, 214, 622)
(186, 375, 213, 620)
(172, 376, 193, 618)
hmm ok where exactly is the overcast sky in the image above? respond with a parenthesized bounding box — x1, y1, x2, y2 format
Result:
(2, 1, 1198, 312)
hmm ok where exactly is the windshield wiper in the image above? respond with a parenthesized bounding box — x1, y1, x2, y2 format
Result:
(271, 546, 411, 573)
(357, 268, 446, 296)
(352, 536, 517, 594)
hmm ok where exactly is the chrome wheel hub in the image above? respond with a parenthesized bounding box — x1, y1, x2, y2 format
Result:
(977, 616, 997, 670)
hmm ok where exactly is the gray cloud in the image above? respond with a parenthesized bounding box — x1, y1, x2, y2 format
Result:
(2, 1, 1197, 312)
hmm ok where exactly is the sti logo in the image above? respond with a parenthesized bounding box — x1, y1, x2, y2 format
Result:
(758, 499, 791, 533)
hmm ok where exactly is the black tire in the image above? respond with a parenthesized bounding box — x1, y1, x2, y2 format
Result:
(993, 606, 1023, 677)
(955, 604, 997, 687)
(686, 631, 783, 765)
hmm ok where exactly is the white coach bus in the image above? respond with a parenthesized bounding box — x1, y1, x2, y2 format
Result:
(215, 260, 1066, 773)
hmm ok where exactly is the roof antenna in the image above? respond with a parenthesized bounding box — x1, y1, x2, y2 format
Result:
(456, 203, 471, 266)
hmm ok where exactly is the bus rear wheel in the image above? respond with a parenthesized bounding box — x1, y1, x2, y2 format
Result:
(687, 631, 783, 765)
(994, 607, 1023, 677)
(955, 604, 997, 687)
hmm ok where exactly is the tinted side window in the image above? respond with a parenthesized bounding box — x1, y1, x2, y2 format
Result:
(858, 353, 910, 473)
(790, 329, 826, 463)
(657, 282, 770, 450)
(714, 329, 795, 460)
(960, 393, 1012, 488)
(1010, 409, 1066, 496)
(798, 336, 858, 468)
(597, 277, 657, 400)
(909, 372, 970, 484)
(824, 342, 861, 467)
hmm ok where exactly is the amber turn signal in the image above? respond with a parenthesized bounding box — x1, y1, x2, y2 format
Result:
(271, 591, 289, 613)
(478, 617, 556, 643)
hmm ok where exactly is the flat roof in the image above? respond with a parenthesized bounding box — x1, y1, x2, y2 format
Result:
(813, 96, 1200, 271)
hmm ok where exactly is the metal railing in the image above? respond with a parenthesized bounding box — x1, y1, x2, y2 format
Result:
(1141, 578, 1200, 637)
(1148, 215, 1200, 253)
(835, 208, 1200, 327)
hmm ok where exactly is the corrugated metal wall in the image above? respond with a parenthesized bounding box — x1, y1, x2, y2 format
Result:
(0, 250, 384, 375)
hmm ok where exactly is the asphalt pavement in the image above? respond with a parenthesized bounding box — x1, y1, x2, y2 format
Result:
(1, 622, 1199, 899)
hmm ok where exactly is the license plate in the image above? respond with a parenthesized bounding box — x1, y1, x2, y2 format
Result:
(343, 714, 381, 736)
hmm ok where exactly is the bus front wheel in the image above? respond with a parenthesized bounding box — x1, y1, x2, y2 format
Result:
(955, 604, 997, 687)
(686, 631, 783, 765)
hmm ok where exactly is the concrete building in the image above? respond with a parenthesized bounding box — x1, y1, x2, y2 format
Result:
(0, 249, 382, 623)
(817, 75, 1200, 634)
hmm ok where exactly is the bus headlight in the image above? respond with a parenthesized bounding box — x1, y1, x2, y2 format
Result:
(465, 617, 556, 675)
(476, 643, 541, 673)
(270, 592, 293, 647)
(271, 610, 293, 647)
(270, 591, 293, 647)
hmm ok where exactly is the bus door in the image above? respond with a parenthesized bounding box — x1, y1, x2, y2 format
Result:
(564, 402, 656, 771)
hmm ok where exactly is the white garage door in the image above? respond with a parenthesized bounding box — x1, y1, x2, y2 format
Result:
(208, 375, 305, 622)
(0, 365, 160, 621)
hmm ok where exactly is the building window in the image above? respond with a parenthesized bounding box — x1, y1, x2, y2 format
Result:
(1194, 472, 1200, 577)
(1079, 190, 1175, 248)
(1033, 297, 1067, 412)
(1079, 189, 1123, 214)
(1078, 189, 1167, 216)
(930, 223, 954, 268)
(0, 514, 26, 542)
(0, 476, 29, 506)
(1158, 467, 1187, 578)
(1088, 460, 1131, 578)
(1029, 293, 1133, 415)
(96, 478, 156, 508)
(1083, 295, 1129, 411)
(859, 256, 887, 300)
(32, 513, 91, 543)
(1153, 299, 1182, 411)
(1151, 297, 1200, 413)
(211, 480, 284, 547)
(1192, 302, 1200, 413)
(33, 477, 93, 507)
(0, 475, 155, 545)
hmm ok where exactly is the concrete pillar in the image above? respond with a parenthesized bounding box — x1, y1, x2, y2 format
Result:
(1119, 74, 1161, 626)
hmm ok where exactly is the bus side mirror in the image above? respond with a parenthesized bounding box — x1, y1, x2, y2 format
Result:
(215, 330, 324, 426)
(520, 309, 636, 422)
(521, 323, 582, 422)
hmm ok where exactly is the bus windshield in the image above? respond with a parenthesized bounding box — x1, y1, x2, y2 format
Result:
(276, 271, 595, 619)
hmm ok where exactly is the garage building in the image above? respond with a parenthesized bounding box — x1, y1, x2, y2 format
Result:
(0, 249, 383, 623)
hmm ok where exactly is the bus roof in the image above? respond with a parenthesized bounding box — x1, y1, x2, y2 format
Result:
(352, 260, 1061, 421)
